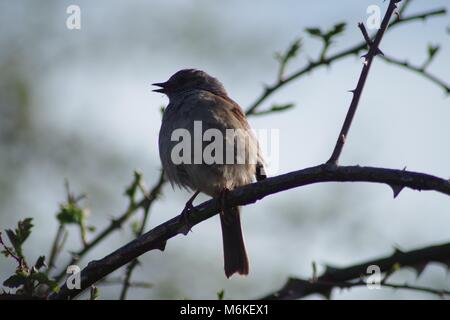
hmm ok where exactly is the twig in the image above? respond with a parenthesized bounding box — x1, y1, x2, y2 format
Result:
(261, 241, 450, 299)
(46, 224, 67, 274)
(330, 280, 450, 298)
(327, 0, 399, 165)
(245, 6, 446, 116)
(119, 171, 165, 300)
(100, 278, 152, 289)
(381, 54, 450, 94)
(48, 164, 450, 299)
(0, 232, 25, 268)
(398, 0, 412, 17)
(393, 8, 446, 26)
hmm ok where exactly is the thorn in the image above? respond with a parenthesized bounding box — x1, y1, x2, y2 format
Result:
(179, 224, 191, 236)
(321, 288, 332, 300)
(360, 54, 369, 65)
(411, 262, 427, 278)
(389, 166, 407, 198)
(339, 134, 346, 144)
(155, 240, 166, 251)
(375, 48, 385, 56)
(389, 184, 404, 198)
(393, 246, 404, 256)
(348, 89, 356, 94)
(311, 261, 318, 282)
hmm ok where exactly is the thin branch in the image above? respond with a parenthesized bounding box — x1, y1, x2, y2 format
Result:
(48, 164, 450, 299)
(46, 224, 67, 274)
(329, 279, 450, 298)
(245, 6, 446, 116)
(119, 171, 165, 300)
(380, 54, 450, 94)
(398, 0, 412, 17)
(0, 232, 24, 268)
(100, 278, 152, 289)
(327, 0, 399, 165)
(393, 8, 446, 26)
(261, 241, 450, 299)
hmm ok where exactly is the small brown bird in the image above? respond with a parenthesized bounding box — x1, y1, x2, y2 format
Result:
(154, 69, 266, 278)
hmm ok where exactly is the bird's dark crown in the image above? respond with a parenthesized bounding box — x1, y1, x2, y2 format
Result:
(153, 69, 227, 97)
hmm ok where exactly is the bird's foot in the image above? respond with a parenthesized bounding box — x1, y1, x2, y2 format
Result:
(219, 188, 234, 221)
(218, 188, 230, 216)
(179, 204, 194, 235)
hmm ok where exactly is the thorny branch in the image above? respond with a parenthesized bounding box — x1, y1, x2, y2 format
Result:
(323, 280, 450, 298)
(46, 224, 67, 274)
(380, 54, 449, 94)
(49, 164, 450, 299)
(327, 0, 399, 165)
(246, 2, 447, 116)
(119, 171, 165, 300)
(262, 241, 450, 299)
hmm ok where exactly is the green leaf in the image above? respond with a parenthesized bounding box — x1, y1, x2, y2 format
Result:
(217, 289, 225, 300)
(5, 218, 34, 257)
(124, 171, 143, 207)
(90, 286, 100, 300)
(131, 220, 141, 237)
(285, 38, 302, 60)
(5, 230, 20, 255)
(34, 256, 46, 270)
(3, 274, 27, 288)
(30, 272, 60, 293)
(57, 202, 86, 225)
(328, 22, 346, 37)
(252, 103, 296, 116)
(427, 44, 440, 60)
(305, 22, 346, 43)
(305, 27, 322, 37)
(270, 103, 295, 113)
(17, 218, 33, 243)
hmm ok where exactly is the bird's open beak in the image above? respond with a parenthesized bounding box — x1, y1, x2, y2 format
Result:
(152, 82, 167, 93)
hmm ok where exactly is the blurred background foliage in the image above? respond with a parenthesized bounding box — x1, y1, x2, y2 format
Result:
(0, 0, 449, 299)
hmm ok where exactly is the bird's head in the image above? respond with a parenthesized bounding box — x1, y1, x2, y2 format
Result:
(152, 69, 227, 98)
